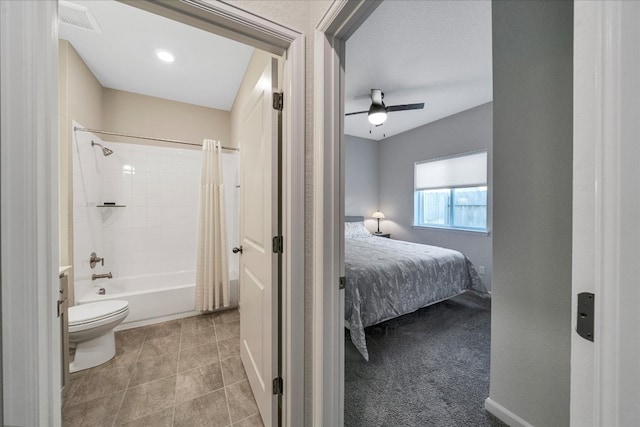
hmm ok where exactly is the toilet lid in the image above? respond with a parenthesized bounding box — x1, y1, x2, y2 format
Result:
(69, 300, 129, 326)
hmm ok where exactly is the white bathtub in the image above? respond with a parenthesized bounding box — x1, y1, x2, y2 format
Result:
(77, 270, 238, 330)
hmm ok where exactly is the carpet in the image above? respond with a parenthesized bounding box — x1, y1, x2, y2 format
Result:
(345, 292, 507, 427)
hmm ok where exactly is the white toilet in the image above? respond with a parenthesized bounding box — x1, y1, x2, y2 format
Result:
(68, 300, 129, 373)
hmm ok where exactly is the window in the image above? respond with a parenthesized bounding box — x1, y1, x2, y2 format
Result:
(414, 151, 487, 231)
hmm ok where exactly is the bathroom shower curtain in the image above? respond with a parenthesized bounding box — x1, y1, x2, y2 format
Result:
(195, 139, 230, 311)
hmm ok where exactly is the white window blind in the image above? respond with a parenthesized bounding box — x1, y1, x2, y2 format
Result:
(415, 151, 487, 190)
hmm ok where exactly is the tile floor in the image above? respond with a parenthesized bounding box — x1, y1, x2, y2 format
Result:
(62, 308, 264, 427)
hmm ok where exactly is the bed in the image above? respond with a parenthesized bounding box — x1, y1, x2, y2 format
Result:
(344, 216, 487, 360)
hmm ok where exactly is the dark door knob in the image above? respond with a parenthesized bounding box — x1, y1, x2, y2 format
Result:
(232, 246, 243, 254)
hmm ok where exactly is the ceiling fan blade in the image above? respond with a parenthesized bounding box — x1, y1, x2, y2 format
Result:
(387, 103, 425, 112)
(345, 110, 368, 116)
(351, 93, 372, 101)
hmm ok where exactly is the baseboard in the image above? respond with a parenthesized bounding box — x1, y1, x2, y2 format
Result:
(485, 397, 534, 427)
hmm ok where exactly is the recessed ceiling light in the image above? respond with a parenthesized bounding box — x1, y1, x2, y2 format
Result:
(155, 50, 175, 63)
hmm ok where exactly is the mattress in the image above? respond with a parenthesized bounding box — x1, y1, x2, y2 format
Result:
(345, 235, 486, 360)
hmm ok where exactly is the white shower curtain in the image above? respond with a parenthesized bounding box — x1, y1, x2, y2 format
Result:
(195, 139, 229, 311)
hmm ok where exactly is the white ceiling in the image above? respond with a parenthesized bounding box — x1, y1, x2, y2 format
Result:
(58, 1, 490, 130)
(345, 1, 492, 141)
(58, 0, 254, 111)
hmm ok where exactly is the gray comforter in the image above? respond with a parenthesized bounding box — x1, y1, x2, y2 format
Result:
(345, 236, 486, 360)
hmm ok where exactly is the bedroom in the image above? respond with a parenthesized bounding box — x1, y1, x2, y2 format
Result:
(342, 2, 495, 425)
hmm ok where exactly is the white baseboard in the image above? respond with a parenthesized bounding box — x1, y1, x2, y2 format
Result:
(485, 397, 534, 427)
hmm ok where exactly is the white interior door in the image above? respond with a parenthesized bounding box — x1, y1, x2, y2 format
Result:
(238, 58, 279, 427)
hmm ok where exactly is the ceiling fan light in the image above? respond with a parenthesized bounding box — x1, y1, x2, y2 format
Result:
(155, 49, 175, 63)
(368, 103, 387, 125)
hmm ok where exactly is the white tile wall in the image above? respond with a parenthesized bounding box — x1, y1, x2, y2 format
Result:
(99, 143, 202, 279)
(72, 124, 239, 300)
(73, 125, 107, 298)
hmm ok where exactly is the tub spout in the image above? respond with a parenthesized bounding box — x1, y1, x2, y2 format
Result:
(92, 272, 113, 280)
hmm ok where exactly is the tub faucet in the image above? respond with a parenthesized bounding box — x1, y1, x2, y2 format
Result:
(92, 272, 113, 281)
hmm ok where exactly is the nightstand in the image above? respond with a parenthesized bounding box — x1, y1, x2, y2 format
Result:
(373, 233, 391, 238)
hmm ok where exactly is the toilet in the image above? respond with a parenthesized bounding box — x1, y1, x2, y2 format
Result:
(68, 300, 129, 373)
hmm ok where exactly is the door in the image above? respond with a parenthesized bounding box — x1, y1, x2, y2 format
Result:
(238, 58, 280, 427)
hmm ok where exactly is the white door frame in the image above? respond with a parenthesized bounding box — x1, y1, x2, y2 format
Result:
(314, 0, 639, 425)
(1, 1, 61, 425)
(0, 1, 305, 425)
(571, 1, 640, 426)
(312, 1, 382, 425)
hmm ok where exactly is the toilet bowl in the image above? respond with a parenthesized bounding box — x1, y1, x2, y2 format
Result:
(69, 300, 129, 373)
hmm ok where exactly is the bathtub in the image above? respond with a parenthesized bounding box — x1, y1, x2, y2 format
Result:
(77, 270, 238, 330)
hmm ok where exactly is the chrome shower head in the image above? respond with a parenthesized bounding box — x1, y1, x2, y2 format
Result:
(91, 141, 114, 156)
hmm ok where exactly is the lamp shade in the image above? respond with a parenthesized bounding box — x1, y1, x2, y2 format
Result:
(368, 103, 387, 125)
(372, 211, 385, 219)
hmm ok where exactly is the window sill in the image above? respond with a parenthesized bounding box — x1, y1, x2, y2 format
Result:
(412, 224, 491, 236)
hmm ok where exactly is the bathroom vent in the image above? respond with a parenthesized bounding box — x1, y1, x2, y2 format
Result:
(59, 1, 102, 34)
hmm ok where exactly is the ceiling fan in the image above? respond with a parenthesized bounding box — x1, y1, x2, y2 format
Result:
(345, 89, 425, 126)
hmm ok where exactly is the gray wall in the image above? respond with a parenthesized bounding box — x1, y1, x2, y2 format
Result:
(378, 103, 493, 289)
(490, 1, 572, 426)
(345, 135, 379, 232)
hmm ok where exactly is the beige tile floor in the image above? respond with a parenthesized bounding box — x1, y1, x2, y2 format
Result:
(62, 308, 264, 427)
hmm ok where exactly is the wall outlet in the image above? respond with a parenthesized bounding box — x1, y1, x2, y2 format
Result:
(478, 265, 486, 275)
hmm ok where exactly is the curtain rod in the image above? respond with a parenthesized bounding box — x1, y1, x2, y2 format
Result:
(73, 127, 239, 151)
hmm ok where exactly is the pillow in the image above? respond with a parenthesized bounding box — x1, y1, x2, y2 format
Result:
(345, 221, 372, 239)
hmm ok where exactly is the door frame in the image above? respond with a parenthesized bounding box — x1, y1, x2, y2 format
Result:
(571, 1, 640, 425)
(0, 1, 305, 425)
(312, 1, 382, 426)
(1, 1, 61, 425)
(314, 0, 638, 425)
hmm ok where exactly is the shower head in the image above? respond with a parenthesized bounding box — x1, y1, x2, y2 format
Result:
(91, 141, 114, 156)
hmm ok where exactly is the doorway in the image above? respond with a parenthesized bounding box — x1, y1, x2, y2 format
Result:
(341, 2, 494, 425)
(314, 1, 582, 426)
(58, 2, 283, 425)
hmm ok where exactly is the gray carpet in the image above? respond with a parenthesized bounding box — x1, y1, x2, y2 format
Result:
(345, 292, 507, 427)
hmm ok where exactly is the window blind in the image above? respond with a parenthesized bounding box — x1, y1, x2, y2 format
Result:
(415, 151, 487, 190)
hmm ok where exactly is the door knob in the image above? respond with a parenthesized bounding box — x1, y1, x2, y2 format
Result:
(232, 246, 243, 254)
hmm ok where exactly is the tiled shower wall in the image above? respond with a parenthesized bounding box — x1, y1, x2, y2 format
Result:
(73, 125, 239, 300)
(73, 126, 107, 290)
(102, 142, 201, 277)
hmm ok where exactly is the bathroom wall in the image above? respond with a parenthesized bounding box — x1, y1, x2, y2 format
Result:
(102, 88, 231, 147)
(73, 125, 240, 301)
